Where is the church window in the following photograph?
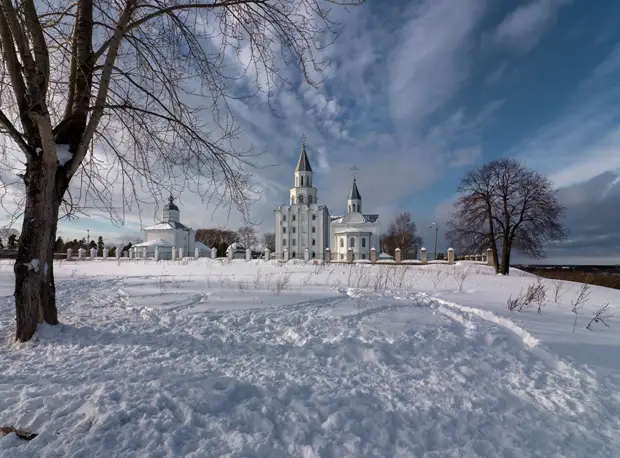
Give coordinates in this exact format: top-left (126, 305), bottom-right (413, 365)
top-left (283, 227), bottom-right (286, 233)
top-left (340, 238), bottom-right (344, 248)
top-left (292, 227), bottom-right (296, 233)
top-left (312, 239), bottom-right (316, 246)
top-left (312, 227), bottom-right (316, 233)
top-left (362, 254), bottom-right (366, 259)
top-left (308, 195), bottom-right (313, 204)
top-left (312, 214), bottom-right (316, 220)
top-left (312, 252), bottom-right (316, 258)
top-left (350, 238), bottom-right (355, 248)
top-left (283, 215), bottom-right (286, 221)
top-left (292, 239), bottom-right (296, 245)
top-left (340, 254), bottom-right (344, 260)
top-left (292, 215), bottom-right (296, 221)
top-left (299, 195), bottom-right (304, 204)
top-left (293, 252), bottom-right (296, 258)
top-left (301, 176), bottom-right (304, 186)
top-left (282, 239), bottom-right (286, 246)
top-left (362, 238), bottom-right (366, 248)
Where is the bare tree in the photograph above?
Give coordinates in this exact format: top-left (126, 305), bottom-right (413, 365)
top-left (382, 212), bottom-right (422, 259)
top-left (237, 226), bottom-right (257, 249)
top-left (0, 0), bottom-right (363, 341)
top-left (263, 232), bottom-right (275, 252)
top-left (446, 159), bottom-right (566, 275)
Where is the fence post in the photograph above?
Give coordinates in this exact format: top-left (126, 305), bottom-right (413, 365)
top-left (395, 248), bottom-right (401, 264)
top-left (370, 247), bottom-right (376, 264)
top-left (447, 248), bottom-right (455, 264)
top-left (420, 247), bottom-right (427, 264)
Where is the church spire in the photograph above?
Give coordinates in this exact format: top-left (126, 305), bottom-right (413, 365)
top-left (348, 178), bottom-right (362, 200)
top-left (295, 138), bottom-right (313, 173)
top-left (347, 168), bottom-right (362, 213)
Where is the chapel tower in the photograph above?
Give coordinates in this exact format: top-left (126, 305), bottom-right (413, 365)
top-left (347, 178), bottom-right (362, 213)
top-left (163, 195), bottom-right (180, 223)
top-left (289, 141), bottom-right (318, 205)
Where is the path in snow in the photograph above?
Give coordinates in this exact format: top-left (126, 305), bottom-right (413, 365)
top-left (1, 276), bottom-right (619, 457)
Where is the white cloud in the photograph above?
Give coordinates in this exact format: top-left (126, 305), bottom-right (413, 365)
top-left (494, 0), bottom-right (571, 53)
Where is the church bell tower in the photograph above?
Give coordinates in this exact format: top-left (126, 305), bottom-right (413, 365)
top-left (347, 178), bottom-right (362, 213)
top-left (290, 140), bottom-right (318, 205)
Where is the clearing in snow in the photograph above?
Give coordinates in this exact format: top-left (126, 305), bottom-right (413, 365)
top-left (1, 259), bottom-right (619, 457)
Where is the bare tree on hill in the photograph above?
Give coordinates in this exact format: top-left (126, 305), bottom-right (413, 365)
top-left (0, 0), bottom-right (364, 341)
top-left (381, 212), bottom-right (422, 259)
top-left (446, 158), bottom-right (566, 275)
top-left (237, 226), bottom-right (258, 249)
top-left (263, 232), bottom-right (275, 252)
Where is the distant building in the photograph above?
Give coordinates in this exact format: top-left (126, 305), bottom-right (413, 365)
top-left (274, 141), bottom-right (380, 261)
top-left (135, 196), bottom-right (195, 258)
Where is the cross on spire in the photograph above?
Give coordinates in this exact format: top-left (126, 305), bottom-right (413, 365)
top-left (350, 165), bottom-right (359, 179)
top-left (301, 133), bottom-right (307, 147)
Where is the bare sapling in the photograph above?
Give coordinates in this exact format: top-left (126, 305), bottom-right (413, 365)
top-left (571, 283), bottom-right (591, 333)
top-left (586, 303), bottom-right (614, 331)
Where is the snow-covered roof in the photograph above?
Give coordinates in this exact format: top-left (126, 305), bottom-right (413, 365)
top-left (133, 239), bottom-right (173, 248)
top-left (333, 227), bottom-right (371, 234)
top-left (226, 242), bottom-right (246, 252)
top-left (144, 221), bottom-right (191, 231)
top-left (331, 213), bottom-right (379, 224)
top-left (195, 241), bottom-right (210, 250)
top-left (379, 251), bottom-right (394, 259)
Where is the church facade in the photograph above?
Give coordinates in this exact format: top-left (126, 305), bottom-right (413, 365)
top-left (274, 142), bottom-right (380, 261)
top-left (329, 178), bottom-right (380, 261)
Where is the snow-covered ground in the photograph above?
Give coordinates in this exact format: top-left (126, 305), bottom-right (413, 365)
top-left (1, 259), bottom-right (619, 457)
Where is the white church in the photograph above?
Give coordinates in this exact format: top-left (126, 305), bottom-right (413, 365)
top-left (274, 142), bottom-right (380, 261)
top-left (134, 196), bottom-right (207, 258)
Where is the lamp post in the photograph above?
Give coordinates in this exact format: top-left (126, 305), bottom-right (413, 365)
top-left (430, 222), bottom-right (438, 261)
top-left (87, 229), bottom-right (90, 246)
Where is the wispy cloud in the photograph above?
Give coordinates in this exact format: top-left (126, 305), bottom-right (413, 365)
top-left (388, 0), bottom-right (485, 124)
top-left (494, 0), bottom-right (572, 53)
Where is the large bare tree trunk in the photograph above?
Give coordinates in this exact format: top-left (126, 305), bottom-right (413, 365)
top-left (14, 161), bottom-right (67, 342)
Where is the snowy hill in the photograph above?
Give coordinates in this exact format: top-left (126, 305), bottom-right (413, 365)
top-left (1, 259), bottom-right (619, 457)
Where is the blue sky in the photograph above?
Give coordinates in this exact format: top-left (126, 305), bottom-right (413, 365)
top-left (15, 0), bottom-right (620, 263)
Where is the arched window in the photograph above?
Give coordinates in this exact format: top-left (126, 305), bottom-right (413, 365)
top-left (352, 204), bottom-right (356, 212)
top-left (301, 176), bottom-right (304, 186)
top-left (350, 238), bottom-right (355, 248)
top-left (291, 197), bottom-right (295, 205)
top-left (362, 238), bottom-right (366, 248)
top-left (348, 205), bottom-right (351, 212)
top-left (298, 195), bottom-right (304, 204)
top-left (340, 238), bottom-right (344, 248)
top-left (308, 195), bottom-right (313, 204)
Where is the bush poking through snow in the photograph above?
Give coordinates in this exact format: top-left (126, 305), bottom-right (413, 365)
top-left (451, 264), bottom-right (474, 292)
top-left (571, 283), bottom-right (592, 333)
top-left (586, 303), bottom-right (614, 331)
top-left (551, 278), bottom-right (566, 303)
top-left (273, 272), bottom-right (292, 295)
top-left (507, 279), bottom-right (547, 312)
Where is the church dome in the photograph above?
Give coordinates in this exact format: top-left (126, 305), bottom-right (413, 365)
top-left (164, 195), bottom-right (179, 211)
top-left (341, 212), bottom-right (365, 224)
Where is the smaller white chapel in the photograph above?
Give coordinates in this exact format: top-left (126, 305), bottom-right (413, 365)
top-left (135, 196), bottom-right (196, 258)
top-left (330, 177), bottom-right (380, 261)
